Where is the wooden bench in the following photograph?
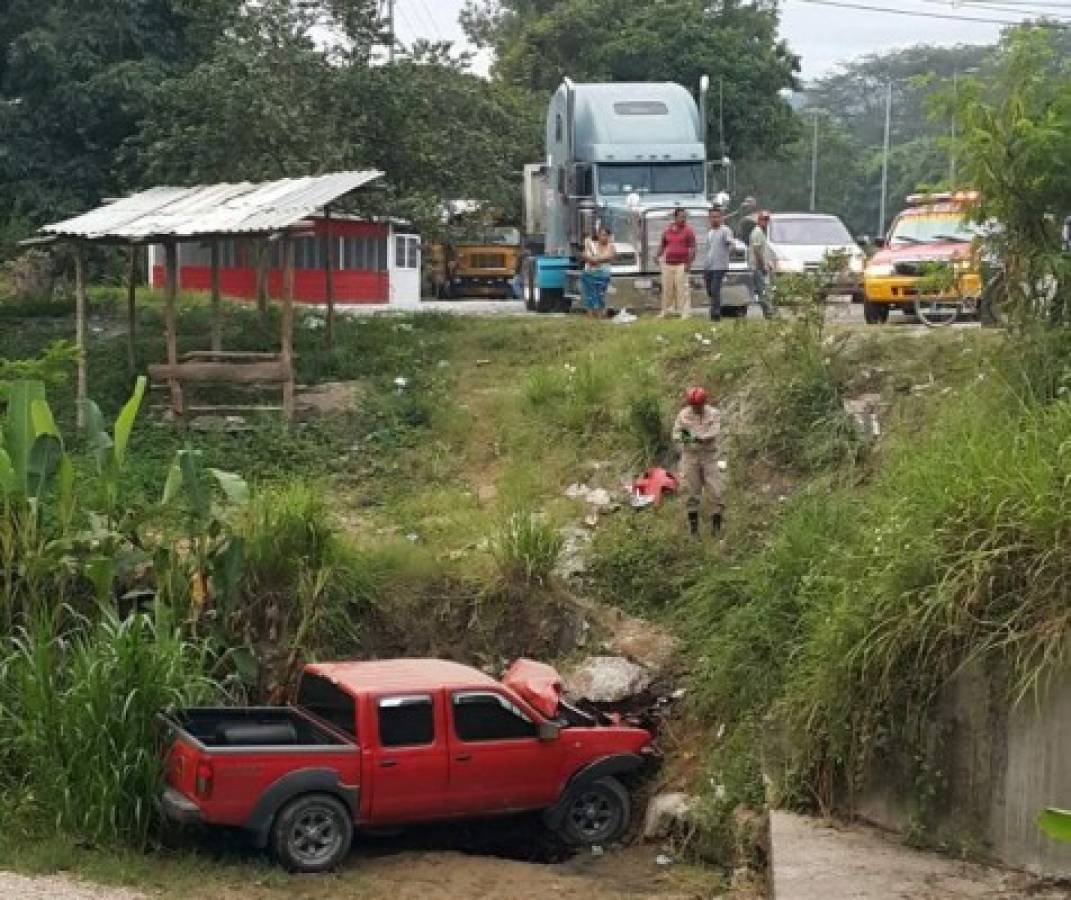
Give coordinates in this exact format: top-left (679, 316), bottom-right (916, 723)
top-left (148, 351), bottom-right (295, 422)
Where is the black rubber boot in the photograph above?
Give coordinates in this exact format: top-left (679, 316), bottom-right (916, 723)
top-left (712, 513), bottom-right (723, 537)
top-left (688, 511), bottom-right (700, 537)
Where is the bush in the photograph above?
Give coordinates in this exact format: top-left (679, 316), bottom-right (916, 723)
top-left (591, 512), bottom-right (704, 615)
top-left (492, 511), bottom-right (563, 586)
top-left (744, 322), bottom-right (861, 472)
top-left (0, 609), bottom-right (219, 847)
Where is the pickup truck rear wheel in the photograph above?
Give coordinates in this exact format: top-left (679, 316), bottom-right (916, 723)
top-left (272, 793), bottom-right (352, 874)
top-left (559, 776), bottom-right (631, 846)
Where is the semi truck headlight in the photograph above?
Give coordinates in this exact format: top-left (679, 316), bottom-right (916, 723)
top-left (865, 263), bottom-right (894, 277)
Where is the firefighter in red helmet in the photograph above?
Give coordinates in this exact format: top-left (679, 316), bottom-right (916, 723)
top-left (672, 386), bottom-right (724, 537)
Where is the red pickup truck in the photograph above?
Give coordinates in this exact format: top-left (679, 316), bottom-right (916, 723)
top-left (160, 658), bottom-right (653, 872)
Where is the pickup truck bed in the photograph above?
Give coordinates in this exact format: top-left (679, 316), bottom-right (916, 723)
top-left (173, 707), bottom-right (349, 748)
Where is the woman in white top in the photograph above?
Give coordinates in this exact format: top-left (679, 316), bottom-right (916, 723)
top-left (580, 225), bottom-right (615, 319)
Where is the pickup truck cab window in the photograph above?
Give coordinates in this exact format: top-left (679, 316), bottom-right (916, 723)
top-left (452, 691), bottom-right (538, 742)
top-left (378, 695), bottom-right (434, 747)
top-left (297, 673), bottom-right (357, 739)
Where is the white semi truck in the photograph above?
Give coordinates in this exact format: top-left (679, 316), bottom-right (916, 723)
top-left (522, 78), bottom-right (752, 313)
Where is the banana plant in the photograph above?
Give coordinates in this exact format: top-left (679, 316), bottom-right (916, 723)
top-left (0, 380), bottom-right (71, 509)
top-left (161, 445), bottom-right (249, 622)
top-left (1039, 808), bottom-right (1071, 843)
top-left (0, 381), bottom-right (74, 624)
top-left (81, 375), bottom-right (147, 525)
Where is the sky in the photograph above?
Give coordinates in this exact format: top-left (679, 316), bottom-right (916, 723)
top-left (392, 0), bottom-right (1061, 80)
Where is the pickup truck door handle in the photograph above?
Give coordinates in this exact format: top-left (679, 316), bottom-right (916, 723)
top-left (455, 754), bottom-right (472, 762)
top-left (379, 759), bottom-right (398, 768)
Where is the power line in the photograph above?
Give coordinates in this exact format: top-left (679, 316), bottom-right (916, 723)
top-left (790, 0), bottom-right (1063, 25)
top-left (413, 0), bottom-right (450, 42)
top-left (920, 0), bottom-right (1071, 19)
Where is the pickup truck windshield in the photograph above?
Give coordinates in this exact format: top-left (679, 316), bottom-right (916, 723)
top-left (297, 674), bottom-right (357, 738)
top-left (598, 163), bottom-right (704, 196)
top-left (891, 212), bottom-right (975, 245)
top-left (770, 217), bottom-right (853, 246)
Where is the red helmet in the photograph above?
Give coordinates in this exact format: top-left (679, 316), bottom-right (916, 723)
top-left (686, 386), bottom-right (708, 408)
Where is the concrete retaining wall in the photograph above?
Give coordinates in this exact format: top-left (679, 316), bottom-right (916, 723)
top-left (857, 652), bottom-right (1071, 878)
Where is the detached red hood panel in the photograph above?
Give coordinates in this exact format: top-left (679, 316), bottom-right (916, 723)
top-left (501, 659), bottom-right (563, 719)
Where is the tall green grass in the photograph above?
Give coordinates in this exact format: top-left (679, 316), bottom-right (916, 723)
top-left (492, 511), bottom-right (563, 586)
top-left (0, 608), bottom-right (218, 847)
top-left (681, 351), bottom-right (1071, 816)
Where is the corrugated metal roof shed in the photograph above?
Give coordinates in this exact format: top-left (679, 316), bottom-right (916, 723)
top-left (38, 170), bottom-right (383, 242)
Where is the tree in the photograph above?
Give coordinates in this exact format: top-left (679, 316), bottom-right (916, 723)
top-left (0, 0), bottom-right (240, 252)
top-left (135, 0), bottom-right (371, 184)
top-left (949, 26), bottom-right (1071, 325)
top-left (462, 0), bottom-right (800, 159)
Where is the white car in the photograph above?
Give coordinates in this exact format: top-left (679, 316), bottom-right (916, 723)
top-left (766, 213), bottom-right (866, 302)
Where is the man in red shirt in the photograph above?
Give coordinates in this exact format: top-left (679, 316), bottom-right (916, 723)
top-left (656, 207), bottom-right (697, 317)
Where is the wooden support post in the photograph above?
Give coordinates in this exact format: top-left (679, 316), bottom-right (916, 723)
top-left (126, 246), bottom-right (138, 375)
top-left (74, 244), bottom-right (88, 429)
top-left (324, 206), bottom-right (335, 350)
top-left (210, 240), bottom-right (222, 353)
top-left (256, 239), bottom-right (270, 321)
top-left (281, 235), bottom-right (295, 424)
top-left (164, 241), bottom-right (184, 421)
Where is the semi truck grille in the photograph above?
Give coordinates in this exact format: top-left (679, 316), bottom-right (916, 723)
top-left (469, 253), bottom-right (508, 270)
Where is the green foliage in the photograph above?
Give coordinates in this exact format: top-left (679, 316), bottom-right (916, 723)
top-left (0, 608), bottom-right (219, 847)
top-left (742, 321), bottom-right (861, 473)
top-left (236, 483), bottom-right (375, 671)
top-left (590, 512), bottom-right (706, 615)
top-left (946, 27), bottom-right (1071, 326)
top-left (0, 341), bottom-right (77, 388)
top-left (462, 0), bottom-right (799, 159)
top-left (681, 342), bottom-right (1071, 817)
top-left (1039, 809), bottom-right (1071, 844)
top-left (493, 511), bottom-right (563, 586)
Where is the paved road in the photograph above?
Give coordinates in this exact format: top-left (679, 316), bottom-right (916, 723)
top-left (770, 812), bottom-right (1064, 899)
top-left (330, 296), bottom-right (979, 330)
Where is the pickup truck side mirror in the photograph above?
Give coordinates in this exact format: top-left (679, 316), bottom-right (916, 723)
top-left (538, 721), bottom-right (561, 742)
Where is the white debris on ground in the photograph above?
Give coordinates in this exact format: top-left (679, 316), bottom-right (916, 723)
top-left (0, 873), bottom-right (144, 900)
top-left (555, 525), bottom-right (595, 581)
top-left (643, 792), bottom-right (698, 840)
top-left (566, 655), bottom-right (653, 704)
top-left (843, 392), bottom-right (883, 438)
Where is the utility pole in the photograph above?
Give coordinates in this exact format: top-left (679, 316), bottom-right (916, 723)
top-left (810, 112), bottom-right (820, 212)
top-left (950, 69), bottom-right (958, 186)
top-left (380, 0), bottom-right (396, 62)
top-left (879, 81), bottom-right (892, 240)
top-left (719, 78), bottom-right (726, 160)
top-left (388, 0), bottom-right (396, 62)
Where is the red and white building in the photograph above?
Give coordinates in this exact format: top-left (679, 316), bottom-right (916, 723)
top-left (148, 216), bottom-right (422, 307)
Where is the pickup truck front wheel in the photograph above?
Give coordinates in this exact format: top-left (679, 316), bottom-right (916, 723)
top-left (272, 793), bottom-right (353, 873)
top-left (559, 776), bottom-right (631, 846)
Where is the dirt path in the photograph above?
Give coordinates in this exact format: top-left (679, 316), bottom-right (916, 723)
top-left (2, 846), bottom-right (719, 900)
top-left (0, 872), bottom-right (143, 900)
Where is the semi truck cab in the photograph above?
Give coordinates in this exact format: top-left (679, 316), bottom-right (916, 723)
top-left (523, 80), bottom-right (751, 314)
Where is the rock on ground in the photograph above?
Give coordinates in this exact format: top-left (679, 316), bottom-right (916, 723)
top-left (643, 792), bottom-right (697, 839)
top-left (566, 656), bottom-right (653, 704)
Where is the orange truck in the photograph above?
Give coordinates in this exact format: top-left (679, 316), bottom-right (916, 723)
top-left (429, 226), bottom-right (523, 300)
top-left (863, 192), bottom-right (983, 324)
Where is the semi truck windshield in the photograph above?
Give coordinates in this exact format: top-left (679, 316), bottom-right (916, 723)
top-left (598, 163), bottom-right (703, 196)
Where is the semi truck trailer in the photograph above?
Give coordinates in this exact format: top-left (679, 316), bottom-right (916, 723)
top-left (523, 78), bottom-right (751, 314)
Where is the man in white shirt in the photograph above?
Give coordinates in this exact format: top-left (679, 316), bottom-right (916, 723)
top-left (748, 211), bottom-right (776, 319)
top-left (705, 206), bottom-right (735, 322)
